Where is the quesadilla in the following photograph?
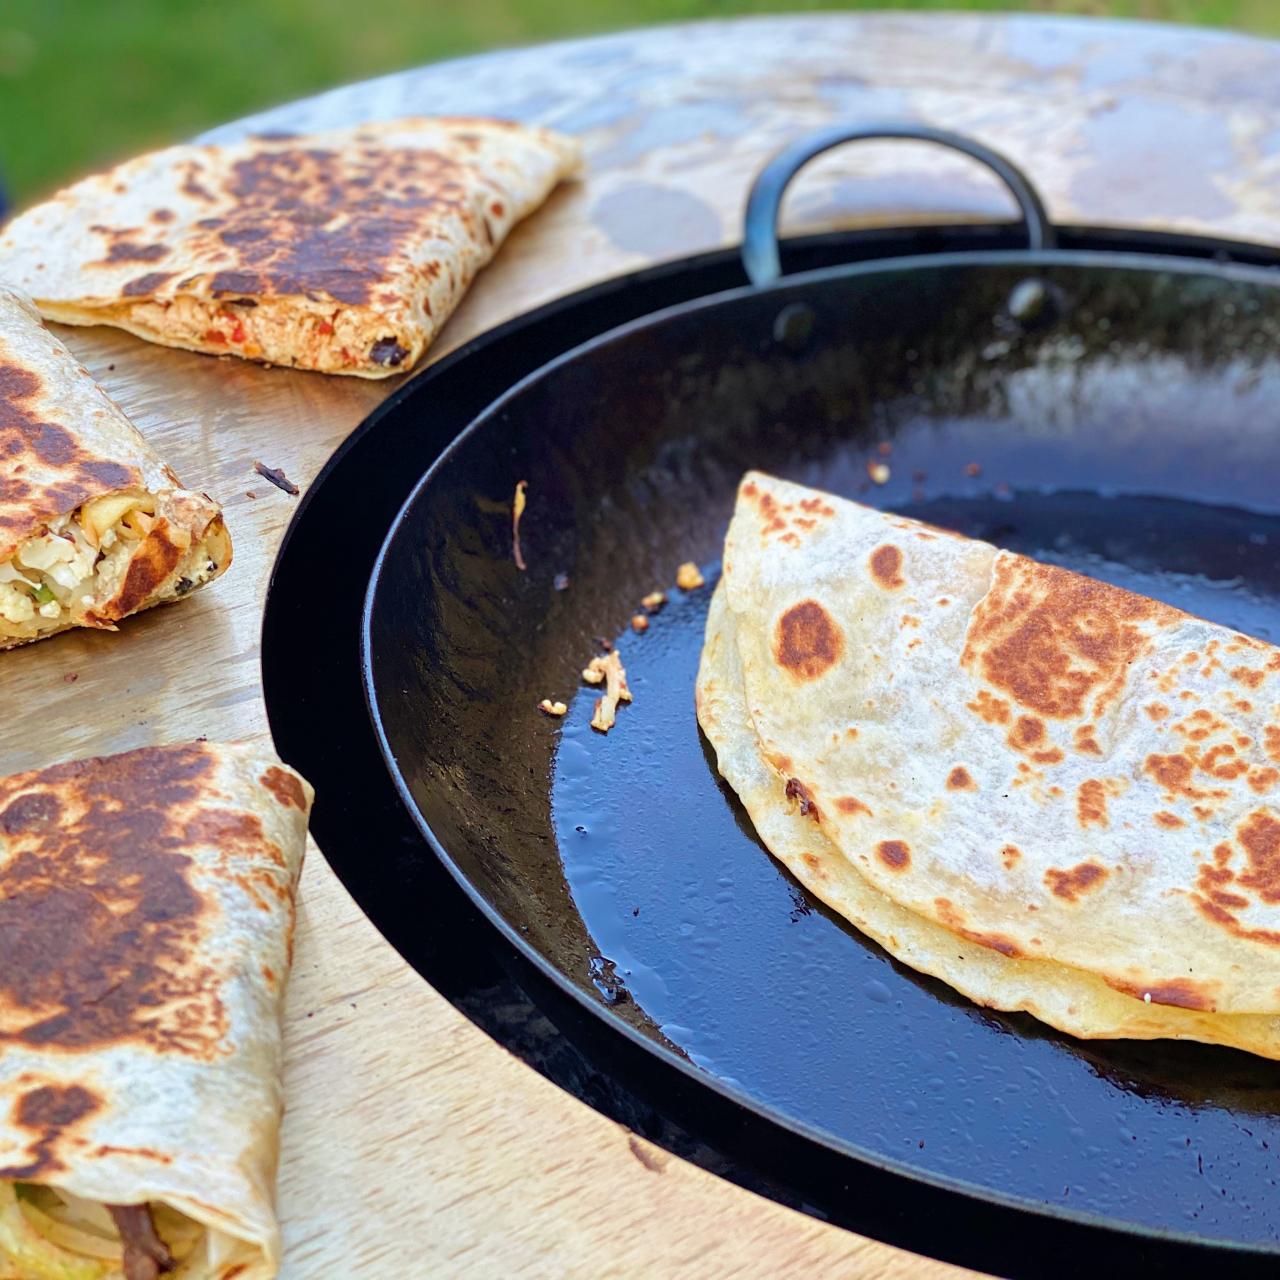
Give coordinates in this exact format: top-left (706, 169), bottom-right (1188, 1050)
top-left (698, 472), bottom-right (1280, 1055)
top-left (0, 740), bottom-right (313, 1279)
top-left (0, 286), bottom-right (230, 649)
top-left (0, 118), bottom-right (582, 378)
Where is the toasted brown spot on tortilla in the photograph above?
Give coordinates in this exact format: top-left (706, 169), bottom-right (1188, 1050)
top-left (1010, 716), bottom-right (1045, 749)
top-left (774, 599), bottom-right (844, 681)
top-left (1146, 702), bottom-right (1169, 721)
top-left (876, 839), bottom-right (910, 870)
top-left (834, 795), bottom-right (872, 817)
top-left (261, 766), bottom-right (305, 809)
top-left (1154, 810), bottom-right (1185, 829)
top-left (1144, 751), bottom-right (1228, 803)
top-left (101, 240), bottom-right (170, 264)
top-left (869, 544), bottom-right (905, 590)
top-left (122, 270), bottom-right (176, 297)
top-left (1073, 725), bottom-right (1102, 756)
top-left (1076, 780), bottom-right (1108, 829)
top-left (1001, 844), bottom-right (1021, 869)
top-left (1236, 809), bottom-right (1280, 904)
top-left (967, 690), bottom-right (1011, 725)
top-left (946, 766), bottom-right (976, 791)
top-left (963, 557), bottom-right (1176, 720)
top-left (1233, 666), bottom-right (1266, 690)
top-left (1105, 976), bottom-right (1215, 1011)
top-left (1046, 861), bottom-right (1107, 901)
top-left (971, 933), bottom-right (1021, 958)
top-left (0, 1083), bottom-right (103, 1179)
top-left (0, 744), bottom-right (229, 1057)
top-left (1249, 767), bottom-right (1279, 794)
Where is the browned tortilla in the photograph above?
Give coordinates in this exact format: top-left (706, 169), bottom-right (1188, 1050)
top-left (0, 285), bottom-right (229, 648)
top-left (0, 119), bottom-right (581, 377)
top-left (0, 740), bottom-right (313, 1278)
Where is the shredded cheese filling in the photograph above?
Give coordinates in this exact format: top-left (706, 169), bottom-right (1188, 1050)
top-left (0, 491), bottom-right (158, 641)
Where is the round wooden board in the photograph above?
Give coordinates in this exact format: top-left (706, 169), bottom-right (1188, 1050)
top-left (5, 13), bottom-right (1280, 1277)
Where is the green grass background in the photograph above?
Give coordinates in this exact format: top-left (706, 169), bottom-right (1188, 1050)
top-left (3, 1), bottom-right (1277, 203)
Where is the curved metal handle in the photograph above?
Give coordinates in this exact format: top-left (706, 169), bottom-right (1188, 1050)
top-left (742, 123), bottom-right (1057, 287)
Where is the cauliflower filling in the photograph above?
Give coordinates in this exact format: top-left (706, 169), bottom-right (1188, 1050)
top-left (0, 491), bottom-right (162, 641)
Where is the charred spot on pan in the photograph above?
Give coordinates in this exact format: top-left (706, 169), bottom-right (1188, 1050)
top-left (370, 337), bottom-right (409, 367)
top-left (946, 766), bottom-right (976, 791)
top-left (773, 599), bottom-right (844, 681)
top-left (876, 839), bottom-right (910, 870)
top-left (1045, 861), bottom-right (1107, 902)
top-left (785, 778), bottom-right (821, 822)
top-left (868, 544), bottom-right (905, 590)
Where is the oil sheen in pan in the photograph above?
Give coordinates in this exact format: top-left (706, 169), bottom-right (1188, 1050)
top-left (552, 486), bottom-right (1280, 1244)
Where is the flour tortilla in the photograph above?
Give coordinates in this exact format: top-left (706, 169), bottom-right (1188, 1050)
top-left (712, 471), bottom-right (1280, 1018)
top-left (0, 741), bottom-right (313, 1279)
top-left (0, 118), bottom-right (581, 377)
top-left (698, 580), bottom-right (1280, 1057)
top-left (0, 286), bottom-right (229, 649)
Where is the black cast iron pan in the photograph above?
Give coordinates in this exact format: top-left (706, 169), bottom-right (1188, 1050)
top-left (362, 127), bottom-right (1280, 1264)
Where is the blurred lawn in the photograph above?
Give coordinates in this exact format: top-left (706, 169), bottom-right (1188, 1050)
top-left (2, 0), bottom-right (1277, 204)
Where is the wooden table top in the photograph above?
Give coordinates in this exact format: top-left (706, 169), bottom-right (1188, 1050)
top-left (6, 12), bottom-right (1280, 1277)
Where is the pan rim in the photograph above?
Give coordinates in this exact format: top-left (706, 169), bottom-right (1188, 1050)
top-left (361, 244), bottom-right (1280, 1255)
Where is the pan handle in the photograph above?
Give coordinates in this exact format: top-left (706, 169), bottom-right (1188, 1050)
top-left (742, 124), bottom-right (1056, 287)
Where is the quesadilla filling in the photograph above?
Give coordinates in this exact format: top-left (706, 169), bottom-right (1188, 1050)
top-left (1, 1182), bottom-right (202, 1279)
top-left (109, 296), bottom-right (416, 375)
top-left (0, 490), bottom-right (222, 644)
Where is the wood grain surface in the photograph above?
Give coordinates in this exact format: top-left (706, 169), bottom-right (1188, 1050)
top-left (5, 13), bottom-right (1280, 1277)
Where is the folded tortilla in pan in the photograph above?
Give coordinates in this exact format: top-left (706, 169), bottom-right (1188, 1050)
top-left (0, 286), bottom-right (230, 650)
top-left (698, 472), bottom-right (1280, 1055)
top-left (0, 118), bottom-right (582, 378)
top-left (0, 740), bottom-right (313, 1279)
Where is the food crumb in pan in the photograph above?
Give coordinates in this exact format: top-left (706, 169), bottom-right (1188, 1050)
top-left (554, 572), bottom-right (570, 591)
top-left (676, 561), bottom-right (705, 590)
top-left (641, 590), bottom-right (667, 612)
top-left (876, 441), bottom-right (893, 457)
top-left (589, 650), bottom-right (632, 733)
top-left (512, 480), bottom-right (528, 572)
top-left (63, 672), bottom-right (78, 683)
top-left (867, 461), bottom-right (891, 485)
top-left (538, 698), bottom-right (568, 717)
top-left (246, 490), bottom-right (257, 499)
top-left (253, 460), bottom-right (300, 495)
top-left (964, 461), bottom-right (983, 477)
top-left (631, 614), bottom-right (649, 632)
top-left (582, 662), bottom-right (606, 685)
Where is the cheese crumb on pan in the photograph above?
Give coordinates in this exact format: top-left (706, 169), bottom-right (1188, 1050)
top-left (676, 561), bottom-right (705, 591)
top-left (641, 590), bottom-right (667, 612)
top-left (589, 650), bottom-right (632, 733)
top-left (630, 614), bottom-right (649, 633)
top-left (512, 480), bottom-right (528, 572)
top-left (538, 698), bottom-right (567, 717)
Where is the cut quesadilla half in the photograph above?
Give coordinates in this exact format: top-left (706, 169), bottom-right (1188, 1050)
top-left (699, 471), bottom-right (1280, 1053)
top-left (0, 740), bottom-right (313, 1280)
top-left (0, 118), bottom-right (582, 378)
top-left (0, 286), bottom-right (230, 649)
